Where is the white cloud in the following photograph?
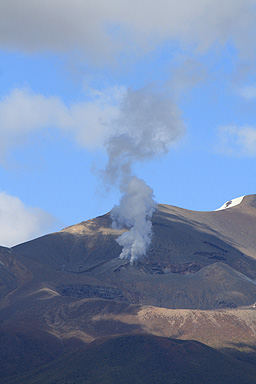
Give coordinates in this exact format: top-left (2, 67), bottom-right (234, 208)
top-left (0, 87), bottom-right (125, 157)
top-left (0, 85), bottom-right (184, 165)
top-left (0, 191), bottom-right (55, 247)
top-left (0, 0), bottom-right (255, 62)
top-left (217, 125), bottom-right (256, 156)
top-left (238, 85), bottom-right (256, 100)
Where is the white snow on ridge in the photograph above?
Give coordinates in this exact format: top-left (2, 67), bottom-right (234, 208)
top-left (215, 196), bottom-right (244, 211)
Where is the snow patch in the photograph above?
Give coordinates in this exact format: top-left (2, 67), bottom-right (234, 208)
top-left (215, 196), bottom-right (244, 211)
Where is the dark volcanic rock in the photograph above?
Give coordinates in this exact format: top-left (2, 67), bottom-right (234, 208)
top-left (218, 300), bottom-right (237, 309)
top-left (56, 283), bottom-right (129, 303)
top-left (163, 262), bottom-right (201, 275)
top-left (115, 261), bottom-right (202, 275)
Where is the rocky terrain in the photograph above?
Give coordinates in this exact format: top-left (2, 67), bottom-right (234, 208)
top-left (1, 195), bottom-right (256, 383)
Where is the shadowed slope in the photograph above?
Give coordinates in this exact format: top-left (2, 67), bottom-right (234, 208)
top-left (2, 334), bottom-right (256, 384)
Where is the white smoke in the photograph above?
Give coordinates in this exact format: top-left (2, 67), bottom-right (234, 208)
top-left (105, 86), bottom-right (185, 263)
top-left (111, 177), bottom-right (156, 263)
top-left (104, 86), bottom-right (185, 184)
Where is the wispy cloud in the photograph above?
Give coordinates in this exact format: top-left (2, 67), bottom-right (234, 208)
top-left (238, 85), bottom-right (256, 100)
top-left (0, 87), bottom-right (124, 158)
top-left (0, 191), bottom-right (55, 247)
top-left (217, 125), bottom-right (256, 156)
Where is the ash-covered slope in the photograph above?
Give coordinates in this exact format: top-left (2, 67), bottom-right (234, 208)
top-left (10, 194), bottom-right (256, 310)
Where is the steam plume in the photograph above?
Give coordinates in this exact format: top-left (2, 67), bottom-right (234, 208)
top-left (105, 86), bottom-right (185, 263)
top-left (104, 87), bottom-right (185, 184)
top-left (111, 177), bottom-right (156, 263)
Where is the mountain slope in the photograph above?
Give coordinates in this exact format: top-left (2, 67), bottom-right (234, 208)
top-left (2, 334), bottom-right (256, 384)
top-left (1, 195), bottom-right (256, 383)
top-left (10, 194), bottom-right (256, 309)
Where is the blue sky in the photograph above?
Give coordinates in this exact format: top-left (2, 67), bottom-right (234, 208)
top-left (0, 0), bottom-right (256, 247)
